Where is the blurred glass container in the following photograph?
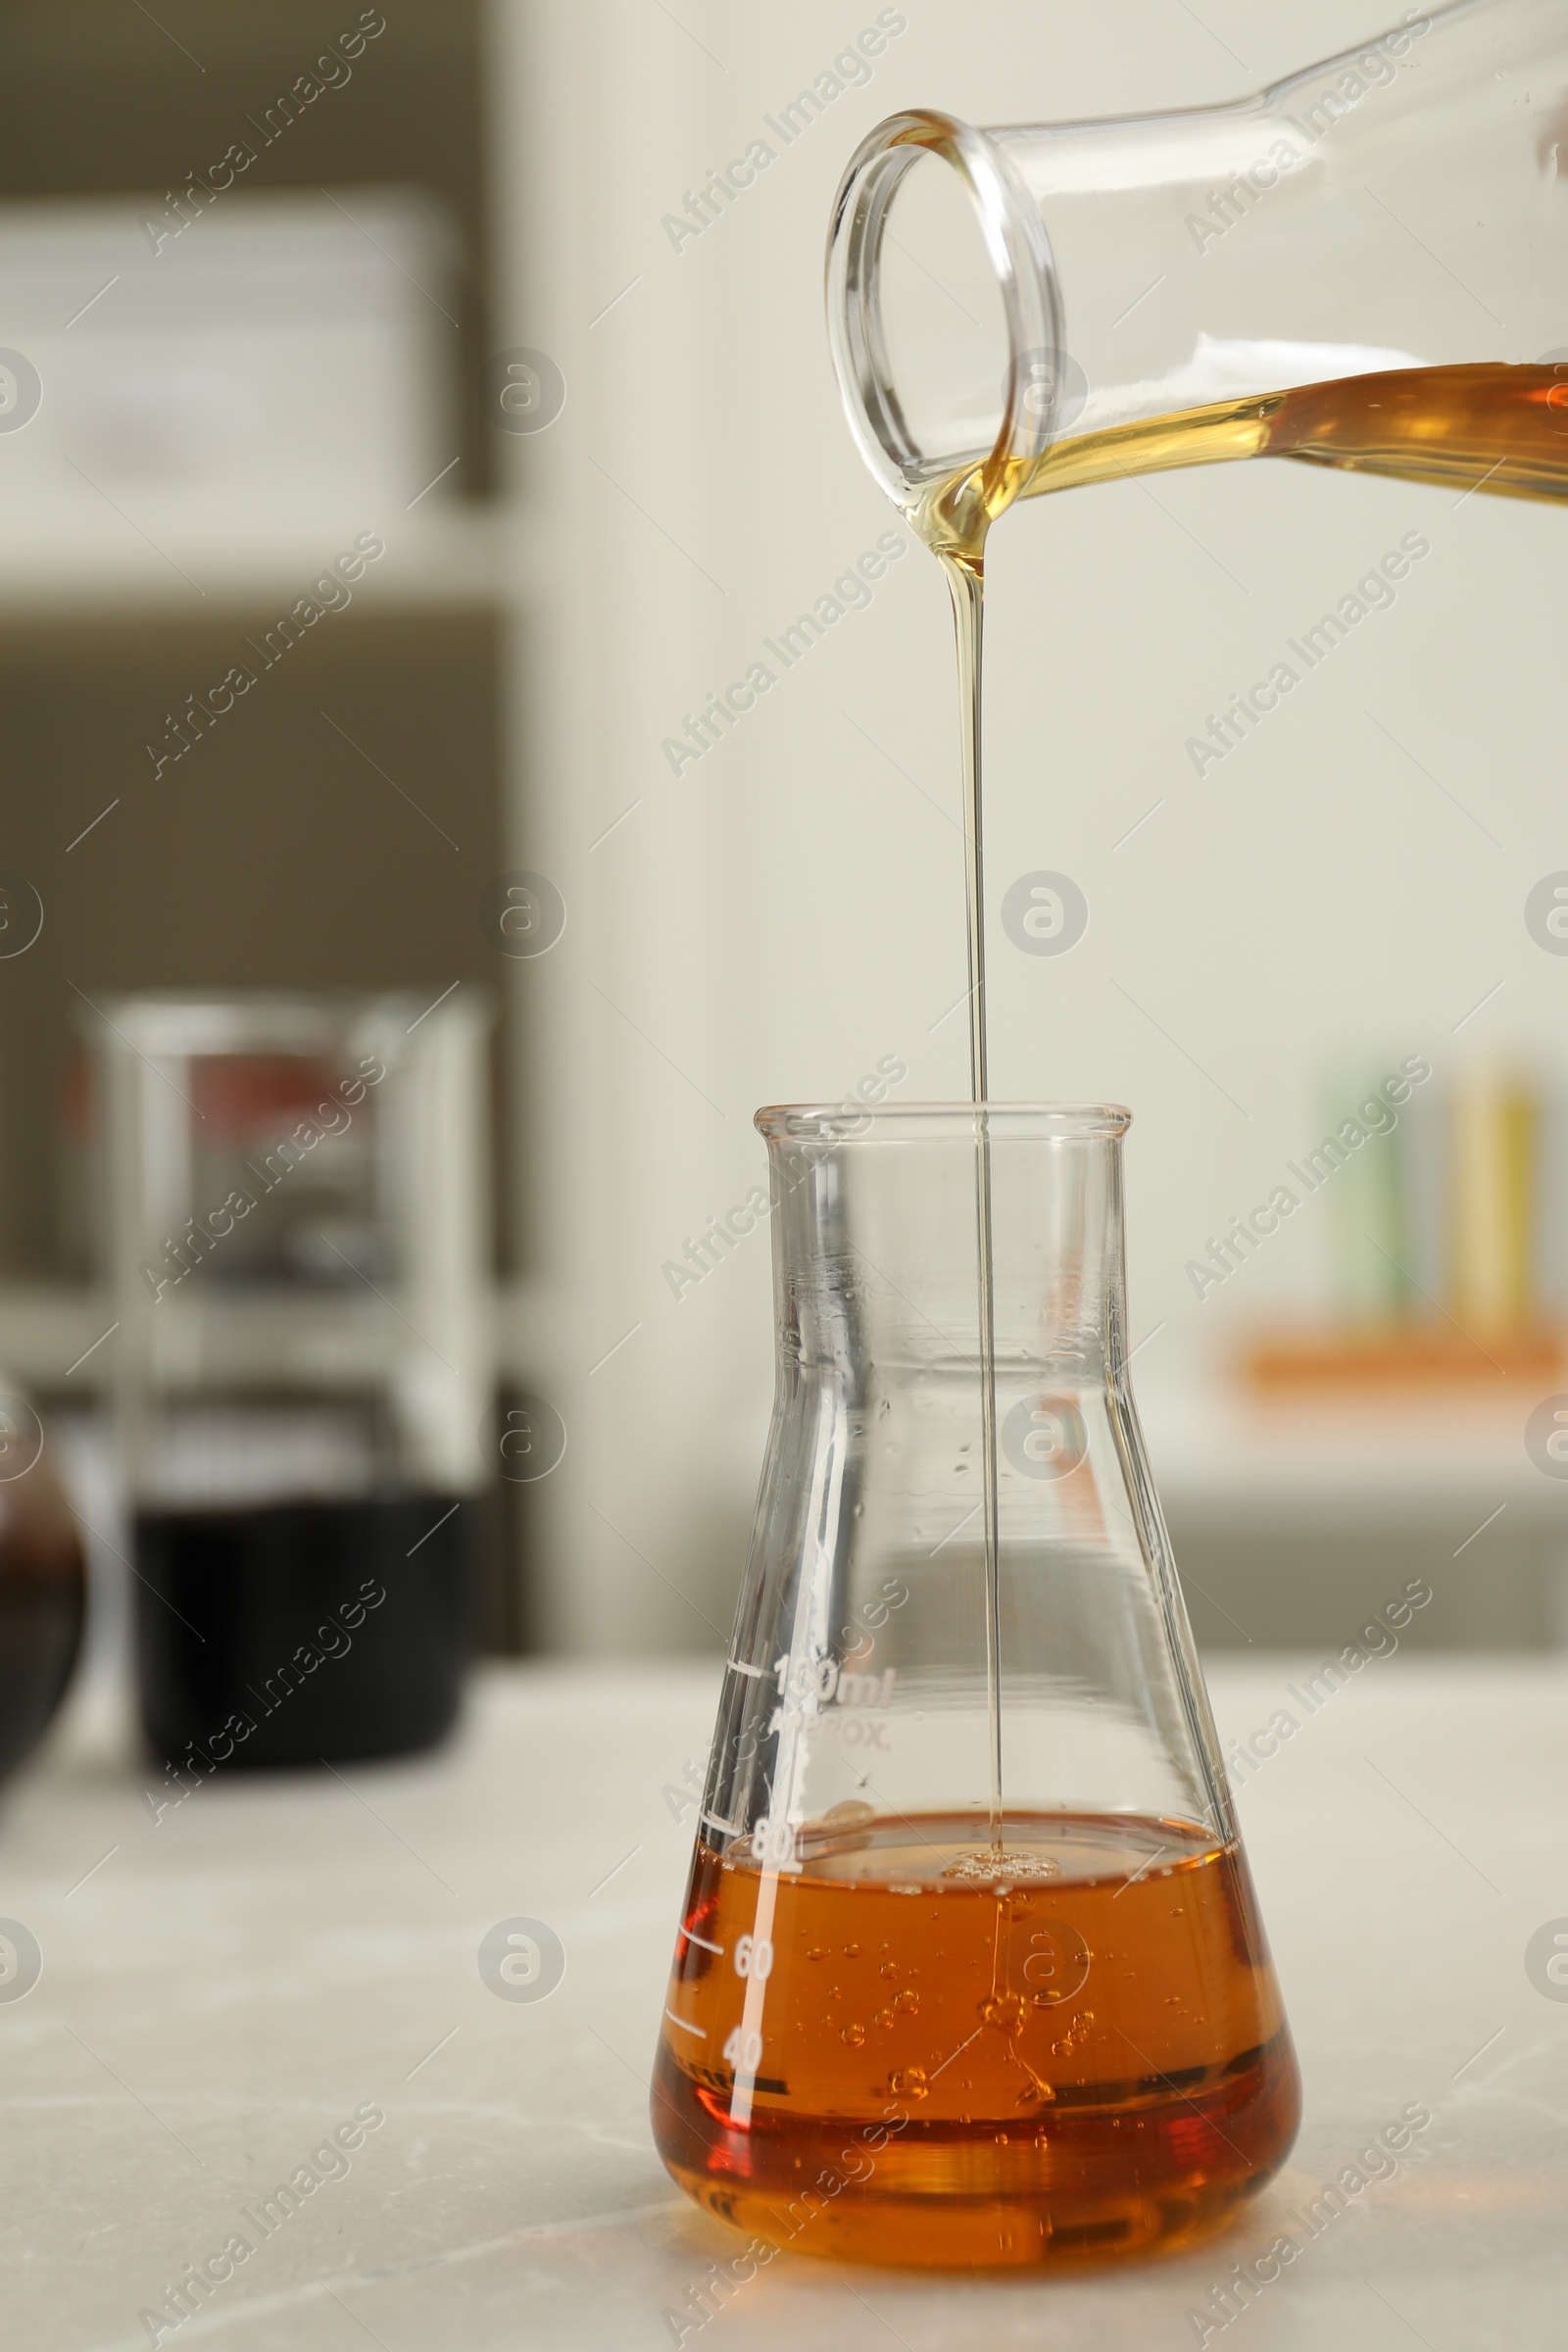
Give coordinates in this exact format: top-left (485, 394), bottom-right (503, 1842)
top-left (86, 993), bottom-right (493, 1770)
top-left (0, 1395), bottom-right (85, 1788)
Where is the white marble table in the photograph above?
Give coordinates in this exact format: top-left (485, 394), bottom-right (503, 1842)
top-left (6, 1657), bottom-right (1566, 2350)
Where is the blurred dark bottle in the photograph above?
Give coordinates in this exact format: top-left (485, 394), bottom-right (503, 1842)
top-left (86, 995), bottom-right (494, 1772)
top-left (135, 1484), bottom-right (470, 1769)
top-left (0, 1397), bottom-right (85, 1785)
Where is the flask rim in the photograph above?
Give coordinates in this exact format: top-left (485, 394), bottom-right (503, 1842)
top-left (756, 1101), bottom-right (1132, 1143)
top-left (825, 105), bottom-right (1062, 513)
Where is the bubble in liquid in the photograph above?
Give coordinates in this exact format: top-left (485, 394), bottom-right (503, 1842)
top-left (880, 1959), bottom-right (900, 1981)
top-left (979, 1993), bottom-right (1027, 2034)
top-left (807, 1946), bottom-right (828, 1961)
top-left (842, 2022), bottom-right (866, 2045)
top-left (874, 2007), bottom-right (895, 2030)
top-left (889, 2066), bottom-right (929, 2099)
top-left (842, 1942), bottom-right (861, 1958)
top-left (944, 1849), bottom-right (1060, 1885)
top-left (894, 1988), bottom-right (919, 2017)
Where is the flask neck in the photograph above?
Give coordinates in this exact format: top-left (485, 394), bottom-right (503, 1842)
top-left (761, 1105), bottom-right (1131, 1386)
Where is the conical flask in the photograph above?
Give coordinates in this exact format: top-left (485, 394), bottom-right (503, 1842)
top-left (826, 0), bottom-right (1568, 556)
top-left (652, 1104), bottom-right (1299, 2268)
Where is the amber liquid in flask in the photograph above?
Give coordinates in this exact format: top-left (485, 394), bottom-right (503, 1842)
top-left (654, 1815), bottom-right (1295, 2266)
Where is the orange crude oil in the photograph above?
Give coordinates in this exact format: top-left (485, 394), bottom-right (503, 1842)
top-left (918, 366), bottom-right (1568, 1865)
top-left (918, 361), bottom-right (1568, 564)
top-left (650, 357), bottom-right (1541, 2269)
top-left (651, 1812), bottom-right (1300, 2268)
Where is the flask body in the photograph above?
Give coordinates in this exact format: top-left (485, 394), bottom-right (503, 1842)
top-left (652, 1104), bottom-right (1298, 2267)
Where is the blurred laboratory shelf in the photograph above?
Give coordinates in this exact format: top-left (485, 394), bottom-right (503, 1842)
top-left (1137, 1374), bottom-right (1568, 1520)
top-left (3, 1654), bottom-right (1564, 2350)
top-left (1137, 1376), bottom-right (1568, 1651)
top-left (9, 1282), bottom-right (1561, 1512)
top-left (0, 501), bottom-right (524, 618)
top-left (0, 1286), bottom-right (108, 1386)
top-left (0, 1279), bottom-right (547, 1391)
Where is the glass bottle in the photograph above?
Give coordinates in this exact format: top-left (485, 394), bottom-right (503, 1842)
top-left (87, 992), bottom-right (493, 1771)
top-left (0, 1396), bottom-right (85, 1788)
top-left (652, 1103), bottom-right (1298, 2267)
top-left (827, 0), bottom-right (1568, 551)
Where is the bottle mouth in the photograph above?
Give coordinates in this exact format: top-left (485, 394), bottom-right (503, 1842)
top-left (756, 1102), bottom-right (1132, 1143)
top-left (826, 108), bottom-right (1064, 516)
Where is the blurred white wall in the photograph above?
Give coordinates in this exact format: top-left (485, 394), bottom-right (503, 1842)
top-left (486, 0), bottom-right (1568, 1650)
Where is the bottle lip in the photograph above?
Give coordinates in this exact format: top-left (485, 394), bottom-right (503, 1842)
top-left (756, 1101), bottom-right (1132, 1142)
top-left (825, 107), bottom-right (1063, 513)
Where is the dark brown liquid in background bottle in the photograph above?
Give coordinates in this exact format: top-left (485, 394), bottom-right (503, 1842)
top-left (0, 1439), bottom-right (86, 1788)
top-left (135, 1494), bottom-right (472, 1771)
